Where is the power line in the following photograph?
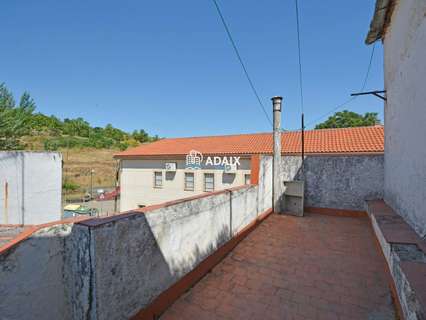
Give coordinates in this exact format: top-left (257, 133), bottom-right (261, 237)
top-left (305, 96), bottom-right (356, 128)
top-left (294, 0), bottom-right (304, 114)
top-left (305, 42), bottom-right (377, 128)
top-left (211, 0), bottom-right (272, 126)
top-left (360, 42), bottom-right (376, 92)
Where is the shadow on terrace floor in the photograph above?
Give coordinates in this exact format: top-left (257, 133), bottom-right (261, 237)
top-left (161, 213), bottom-right (397, 320)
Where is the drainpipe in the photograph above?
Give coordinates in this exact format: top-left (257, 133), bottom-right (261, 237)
top-left (272, 96), bottom-right (283, 213)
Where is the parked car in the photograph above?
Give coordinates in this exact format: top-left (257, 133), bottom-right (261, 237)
top-left (63, 204), bottom-right (98, 218)
top-left (96, 187), bottom-right (120, 201)
top-left (82, 193), bottom-right (92, 202)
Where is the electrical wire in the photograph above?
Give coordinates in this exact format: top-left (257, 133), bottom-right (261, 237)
top-left (305, 42), bottom-right (377, 128)
top-left (294, 0), bottom-right (304, 115)
top-left (211, 0), bottom-right (272, 126)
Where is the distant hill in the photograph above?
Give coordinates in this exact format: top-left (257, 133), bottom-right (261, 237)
top-left (0, 82), bottom-right (158, 151)
top-left (1, 82), bottom-right (157, 199)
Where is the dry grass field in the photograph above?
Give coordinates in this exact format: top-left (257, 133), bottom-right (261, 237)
top-left (62, 148), bottom-right (119, 193)
top-left (22, 136), bottom-right (121, 200)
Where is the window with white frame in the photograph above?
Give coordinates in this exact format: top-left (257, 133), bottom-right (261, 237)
top-left (244, 174), bottom-right (251, 185)
top-left (154, 171), bottom-right (163, 188)
top-left (204, 173), bottom-right (215, 192)
top-left (184, 172), bottom-right (195, 191)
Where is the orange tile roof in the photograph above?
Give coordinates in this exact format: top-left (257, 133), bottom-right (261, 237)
top-left (115, 126), bottom-right (384, 158)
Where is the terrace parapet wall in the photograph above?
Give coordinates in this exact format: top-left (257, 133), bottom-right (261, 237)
top-left (0, 156), bottom-right (273, 320)
top-left (281, 154), bottom-right (384, 212)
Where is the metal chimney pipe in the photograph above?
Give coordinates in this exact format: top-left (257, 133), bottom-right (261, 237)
top-left (272, 96), bottom-right (283, 213)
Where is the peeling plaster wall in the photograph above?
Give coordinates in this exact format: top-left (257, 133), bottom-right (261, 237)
top-left (0, 156), bottom-right (273, 320)
top-left (65, 224), bottom-right (94, 320)
top-left (257, 155), bottom-right (273, 214)
top-left (383, 0), bottom-right (426, 237)
top-left (0, 223), bottom-right (86, 320)
top-left (91, 192), bottom-right (232, 320)
top-left (281, 155), bottom-right (384, 211)
top-left (85, 155), bottom-right (273, 320)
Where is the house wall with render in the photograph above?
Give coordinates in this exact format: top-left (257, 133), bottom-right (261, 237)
top-left (383, 0), bottom-right (426, 237)
top-left (280, 155), bottom-right (384, 211)
top-left (119, 157), bottom-right (251, 211)
top-left (0, 152), bottom-right (62, 225)
top-left (0, 155), bottom-right (272, 320)
top-left (0, 222), bottom-right (87, 320)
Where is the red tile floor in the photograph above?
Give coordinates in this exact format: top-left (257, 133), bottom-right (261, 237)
top-left (161, 213), bottom-right (397, 320)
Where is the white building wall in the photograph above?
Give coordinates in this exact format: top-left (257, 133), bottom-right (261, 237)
top-left (0, 152), bottom-right (62, 225)
top-left (383, 0), bottom-right (426, 237)
top-left (119, 158), bottom-right (251, 211)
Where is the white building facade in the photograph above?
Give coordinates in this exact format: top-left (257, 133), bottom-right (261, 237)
top-left (119, 157), bottom-right (252, 211)
top-left (116, 128), bottom-right (385, 212)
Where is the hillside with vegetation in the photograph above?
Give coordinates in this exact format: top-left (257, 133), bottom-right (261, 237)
top-left (0, 83), bottom-right (158, 151)
top-left (0, 82), bottom-right (157, 199)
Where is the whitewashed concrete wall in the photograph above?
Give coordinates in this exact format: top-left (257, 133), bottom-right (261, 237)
top-left (78, 155), bottom-right (272, 320)
top-left (258, 155), bottom-right (273, 213)
top-left (383, 0), bottom-right (426, 237)
top-left (0, 223), bottom-right (84, 320)
top-left (0, 156), bottom-right (272, 320)
top-left (120, 158), bottom-right (251, 211)
top-left (0, 152), bottom-right (62, 225)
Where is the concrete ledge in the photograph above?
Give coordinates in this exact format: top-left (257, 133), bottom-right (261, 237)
top-left (0, 215), bottom-right (90, 254)
top-left (131, 208), bottom-right (273, 320)
top-left (304, 206), bottom-right (367, 218)
top-left (78, 185), bottom-right (253, 228)
top-left (367, 200), bottom-right (426, 320)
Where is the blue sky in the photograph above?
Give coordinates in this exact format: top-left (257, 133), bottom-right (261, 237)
top-left (1, 0), bottom-right (383, 137)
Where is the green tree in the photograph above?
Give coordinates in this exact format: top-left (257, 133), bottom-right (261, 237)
top-left (19, 91), bottom-right (36, 110)
top-left (31, 113), bottom-right (63, 135)
top-left (104, 124), bottom-right (128, 141)
top-left (0, 83), bottom-right (15, 109)
top-left (0, 84), bottom-right (34, 150)
top-left (63, 117), bottom-right (91, 137)
top-left (132, 129), bottom-right (150, 143)
top-left (63, 179), bottom-right (80, 192)
top-left (315, 110), bottom-right (380, 129)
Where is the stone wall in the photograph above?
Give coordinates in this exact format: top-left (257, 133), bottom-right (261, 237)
top-left (281, 155), bottom-right (384, 211)
top-left (367, 200), bottom-right (426, 320)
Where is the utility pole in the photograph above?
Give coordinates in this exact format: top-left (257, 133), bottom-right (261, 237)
top-left (272, 96), bottom-right (283, 213)
top-left (90, 168), bottom-right (95, 200)
top-left (114, 161), bottom-right (119, 213)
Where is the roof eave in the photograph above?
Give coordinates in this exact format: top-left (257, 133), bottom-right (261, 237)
top-left (114, 151), bottom-right (384, 159)
top-left (365, 0), bottom-right (394, 45)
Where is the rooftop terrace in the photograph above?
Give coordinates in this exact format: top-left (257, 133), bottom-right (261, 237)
top-left (161, 213), bottom-right (397, 320)
top-left (1, 154), bottom-right (424, 320)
